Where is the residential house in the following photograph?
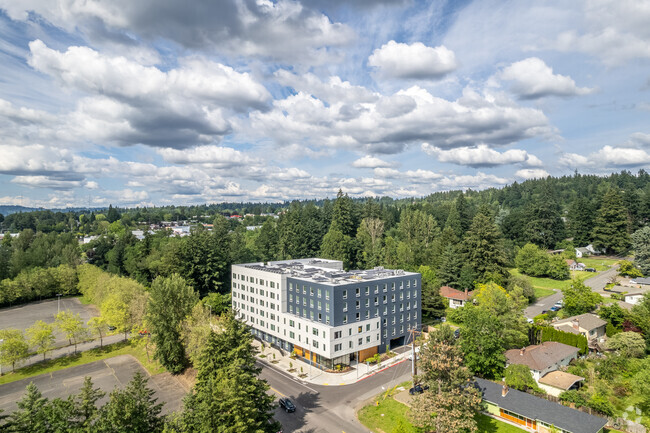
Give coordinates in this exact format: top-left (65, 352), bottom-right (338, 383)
top-left (476, 378), bottom-right (607, 433)
top-left (552, 313), bottom-right (607, 343)
top-left (632, 277), bottom-right (650, 286)
top-left (565, 260), bottom-right (586, 271)
top-left (439, 286), bottom-right (473, 309)
top-left (537, 371), bottom-right (585, 397)
top-left (575, 247), bottom-right (590, 258)
top-left (624, 293), bottom-right (646, 305)
top-left (505, 341), bottom-right (579, 382)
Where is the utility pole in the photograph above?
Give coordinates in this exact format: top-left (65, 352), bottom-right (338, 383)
top-left (0, 338), bottom-right (4, 376)
top-left (56, 293), bottom-right (62, 314)
top-left (409, 328), bottom-right (421, 384)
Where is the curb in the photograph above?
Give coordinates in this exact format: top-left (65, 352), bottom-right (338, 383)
top-left (356, 358), bottom-right (408, 383)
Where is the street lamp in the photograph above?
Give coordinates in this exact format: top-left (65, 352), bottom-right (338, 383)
top-left (0, 339), bottom-right (4, 376)
top-left (56, 293), bottom-right (62, 314)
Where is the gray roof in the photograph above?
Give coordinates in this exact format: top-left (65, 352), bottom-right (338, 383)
top-left (505, 342), bottom-right (578, 372)
top-left (553, 313), bottom-right (606, 332)
top-left (475, 378), bottom-right (607, 433)
top-left (636, 277), bottom-right (650, 285)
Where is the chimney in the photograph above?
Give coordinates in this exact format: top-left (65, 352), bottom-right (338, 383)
top-left (502, 384), bottom-right (508, 397)
top-left (464, 288), bottom-right (468, 295)
top-left (519, 347), bottom-right (525, 356)
top-left (572, 319), bottom-right (580, 331)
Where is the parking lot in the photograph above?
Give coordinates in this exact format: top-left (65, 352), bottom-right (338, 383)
top-left (0, 297), bottom-right (98, 347)
top-left (0, 355), bottom-right (187, 415)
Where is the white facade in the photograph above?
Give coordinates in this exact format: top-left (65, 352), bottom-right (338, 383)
top-left (231, 259), bottom-right (420, 365)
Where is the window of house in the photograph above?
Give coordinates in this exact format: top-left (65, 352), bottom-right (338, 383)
top-left (310, 287), bottom-right (314, 296)
top-left (290, 331), bottom-right (295, 339)
top-left (310, 299), bottom-right (314, 308)
top-left (326, 303), bottom-right (330, 312)
top-left (335, 343), bottom-right (342, 351)
top-left (318, 301), bottom-right (321, 310)
top-left (334, 331), bottom-right (341, 339)
top-left (343, 302), bottom-right (348, 312)
top-left (356, 300), bottom-right (360, 309)
top-left (365, 299), bottom-right (369, 307)
top-left (356, 312), bottom-right (360, 321)
top-left (365, 311), bottom-right (370, 319)
top-left (365, 286), bottom-right (369, 295)
top-left (318, 288), bottom-right (321, 298)
top-left (358, 338), bottom-right (362, 345)
top-left (343, 314), bottom-right (348, 324)
top-left (391, 282), bottom-right (395, 290)
top-left (325, 291), bottom-right (330, 300)
top-left (366, 336), bottom-right (370, 343)
top-left (318, 313), bottom-right (322, 321)
top-left (313, 328), bottom-right (319, 336)
top-left (343, 290), bottom-right (347, 299)
top-left (356, 288), bottom-right (360, 297)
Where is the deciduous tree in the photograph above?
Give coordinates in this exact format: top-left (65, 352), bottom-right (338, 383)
top-left (55, 310), bottom-right (89, 352)
top-left (562, 279), bottom-right (602, 316)
top-left (26, 320), bottom-right (55, 361)
top-left (0, 329), bottom-right (29, 372)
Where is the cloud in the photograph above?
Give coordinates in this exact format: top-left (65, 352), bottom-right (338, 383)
top-left (28, 40), bottom-right (270, 148)
top-left (368, 41), bottom-right (457, 79)
top-left (1, 0), bottom-right (355, 65)
top-left (559, 143), bottom-right (650, 169)
top-left (436, 172), bottom-right (510, 190)
top-left (499, 57), bottom-right (594, 99)
top-left (250, 78), bottom-right (553, 155)
top-left (351, 155), bottom-right (393, 168)
top-left (515, 168), bottom-right (550, 179)
top-left (422, 143), bottom-right (543, 167)
top-left (157, 146), bottom-right (256, 168)
top-left (373, 167), bottom-right (442, 183)
top-left (631, 132), bottom-right (650, 147)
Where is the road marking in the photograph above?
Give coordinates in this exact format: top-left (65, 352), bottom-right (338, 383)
top-left (257, 359), bottom-right (319, 394)
top-left (270, 386), bottom-right (286, 398)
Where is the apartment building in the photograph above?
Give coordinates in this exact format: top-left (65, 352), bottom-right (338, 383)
top-left (231, 258), bottom-right (421, 369)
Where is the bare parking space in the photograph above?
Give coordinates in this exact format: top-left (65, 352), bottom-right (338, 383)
top-left (0, 297), bottom-right (98, 347)
top-left (0, 355), bottom-right (187, 416)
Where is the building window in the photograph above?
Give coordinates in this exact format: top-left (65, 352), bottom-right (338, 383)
top-left (326, 303), bottom-right (330, 312)
top-left (356, 312), bottom-right (360, 321)
top-left (383, 306), bottom-right (387, 315)
top-left (318, 301), bottom-right (322, 310)
top-left (302, 286), bottom-right (306, 294)
top-left (400, 282), bottom-right (403, 290)
top-left (334, 331), bottom-right (341, 339)
top-left (374, 297), bottom-right (378, 305)
top-left (290, 294), bottom-right (293, 302)
top-left (383, 284), bottom-right (387, 292)
top-left (310, 299), bottom-right (314, 308)
top-left (313, 328), bottom-right (319, 336)
top-left (310, 311), bottom-right (314, 320)
top-left (303, 308), bottom-right (307, 317)
top-left (313, 341), bottom-right (319, 349)
top-left (318, 313), bottom-right (322, 322)
top-left (383, 329), bottom-right (387, 338)
top-left (400, 303), bottom-right (403, 312)
top-left (310, 287), bottom-right (314, 296)
top-left (326, 315), bottom-right (330, 324)
top-left (343, 314), bottom-right (348, 324)
top-left (290, 331), bottom-right (295, 339)
top-left (343, 302), bottom-right (348, 312)
top-left (356, 300), bottom-right (360, 310)
top-left (413, 279), bottom-right (417, 287)
top-left (326, 291), bottom-right (330, 300)
top-left (358, 338), bottom-right (363, 345)
top-left (289, 305), bottom-right (293, 313)
top-left (318, 288), bottom-right (321, 298)
top-left (349, 341), bottom-right (353, 348)
top-left (383, 295), bottom-right (387, 304)
top-left (365, 286), bottom-right (370, 295)
top-left (356, 288), bottom-right (360, 297)
top-left (366, 336), bottom-right (370, 343)
top-left (343, 290), bottom-right (347, 299)
top-left (391, 282), bottom-right (395, 291)
top-left (406, 280), bottom-right (410, 288)
top-left (365, 299), bottom-right (369, 308)
top-left (374, 285), bottom-right (379, 294)
top-left (335, 343), bottom-right (342, 352)
top-left (365, 311), bottom-right (370, 319)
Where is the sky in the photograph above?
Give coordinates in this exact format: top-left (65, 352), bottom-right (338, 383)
top-left (0, 0), bottom-right (649, 208)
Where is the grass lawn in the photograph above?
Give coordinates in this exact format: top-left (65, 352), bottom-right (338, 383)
top-left (0, 339), bottom-right (164, 386)
top-left (358, 395), bottom-right (528, 433)
top-left (580, 257), bottom-right (619, 271)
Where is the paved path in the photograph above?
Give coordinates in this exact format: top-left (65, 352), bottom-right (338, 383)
top-left (525, 290), bottom-right (562, 319)
top-left (0, 355), bottom-right (187, 415)
top-left (584, 266), bottom-right (619, 293)
top-left (1, 333), bottom-right (128, 374)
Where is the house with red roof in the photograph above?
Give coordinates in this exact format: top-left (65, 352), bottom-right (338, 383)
top-left (439, 286), bottom-right (473, 309)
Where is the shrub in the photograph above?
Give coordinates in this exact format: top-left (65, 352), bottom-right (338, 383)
top-left (587, 393), bottom-right (615, 417)
top-left (559, 390), bottom-right (588, 408)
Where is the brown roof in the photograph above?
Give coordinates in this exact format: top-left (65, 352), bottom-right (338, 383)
top-left (553, 313), bottom-right (607, 332)
top-left (565, 259), bottom-right (576, 266)
top-left (539, 371), bottom-right (584, 390)
top-left (505, 341), bottom-right (579, 371)
top-left (439, 286), bottom-right (473, 301)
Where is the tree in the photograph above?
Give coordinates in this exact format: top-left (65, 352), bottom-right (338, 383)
top-left (0, 329), bottom-right (29, 372)
top-left (182, 313), bottom-right (280, 432)
top-left (473, 283), bottom-right (529, 349)
top-left (462, 213), bottom-right (508, 283)
top-left (438, 245), bottom-right (463, 289)
top-left (147, 274), bottom-right (198, 373)
top-left (320, 227), bottom-right (352, 268)
top-left (357, 217), bottom-right (385, 268)
top-left (523, 187), bottom-right (565, 249)
top-left (459, 307), bottom-right (506, 379)
top-left (201, 292), bottom-right (230, 316)
top-left (180, 302), bottom-right (213, 367)
top-left (606, 332), bottom-right (645, 358)
top-left (106, 205), bottom-right (121, 223)
top-left (515, 243), bottom-right (550, 277)
top-left (411, 325), bottom-right (481, 433)
top-left (419, 265), bottom-right (445, 321)
top-left (96, 372), bottom-right (164, 433)
top-left (546, 254), bottom-right (570, 280)
top-left (618, 260), bottom-right (643, 278)
top-left (631, 226), bottom-right (650, 275)
top-left (506, 274), bottom-right (535, 303)
top-left (568, 197), bottom-right (596, 246)
top-left (8, 382), bottom-right (49, 432)
top-left (87, 316), bottom-right (109, 348)
top-left (26, 320), bottom-right (55, 361)
top-left (504, 364), bottom-right (542, 392)
top-left (254, 219), bottom-right (278, 262)
top-left (70, 376), bottom-right (105, 431)
top-left (101, 295), bottom-right (131, 341)
top-left (592, 188), bottom-right (630, 254)
top-left (561, 279), bottom-right (602, 316)
top-left (330, 189), bottom-right (356, 237)
top-left (55, 310), bottom-right (89, 352)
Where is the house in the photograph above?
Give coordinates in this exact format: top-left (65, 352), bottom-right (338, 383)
top-left (505, 342), bottom-right (579, 382)
top-left (624, 293), bottom-right (646, 305)
top-left (552, 313), bottom-right (607, 342)
top-left (476, 378), bottom-right (607, 433)
top-left (632, 277), bottom-right (650, 286)
top-left (439, 286), bottom-right (473, 309)
top-left (565, 259), bottom-right (586, 271)
top-left (575, 247), bottom-right (590, 258)
top-left (538, 371), bottom-right (585, 397)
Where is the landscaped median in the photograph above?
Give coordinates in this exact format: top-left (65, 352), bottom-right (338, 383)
top-left (356, 383), bottom-right (527, 433)
top-left (0, 339), bottom-right (164, 386)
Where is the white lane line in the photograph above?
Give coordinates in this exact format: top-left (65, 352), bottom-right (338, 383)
top-left (257, 360), bottom-right (319, 394)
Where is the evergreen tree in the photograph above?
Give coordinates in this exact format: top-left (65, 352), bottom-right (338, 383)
top-left (255, 219), bottom-right (278, 262)
top-left (592, 188), bottom-right (631, 254)
top-left (182, 313), bottom-right (280, 432)
top-left (8, 382), bottom-right (49, 432)
top-left (419, 265), bottom-right (445, 321)
top-left (455, 194), bottom-right (472, 233)
top-left (96, 372), bottom-right (164, 433)
top-left (437, 245), bottom-right (463, 289)
top-left (631, 226), bottom-right (650, 275)
top-left (320, 228), bottom-right (352, 268)
top-left (523, 186), bottom-right (565, 249)
top-left (462, 213), bottom-right (508, 283)
top-left (147, 274), bottom-right (198, 373)
top-left (106, 205), bottom-right (120, 224)
top-left (330, 190), bottom-right (356, 237)
top-left (70, 377), bottom-right (105, 431)
top-left (356, 217), bottom-right (385, 268)
top-left (444, 204), bottom-right (463, 240)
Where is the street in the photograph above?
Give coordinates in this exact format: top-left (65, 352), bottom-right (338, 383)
top-left (262, 359), bottom-right (412, 433)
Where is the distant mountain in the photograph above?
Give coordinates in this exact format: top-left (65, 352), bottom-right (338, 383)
top-left (0, 205), bottom-right (40, 216)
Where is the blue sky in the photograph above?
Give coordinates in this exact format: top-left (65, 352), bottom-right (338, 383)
top-left (0, 0), bottom-right (649, 208)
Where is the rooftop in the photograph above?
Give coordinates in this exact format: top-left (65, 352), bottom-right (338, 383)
top-left (475, 378), bottom-right (607, 433)
top-left (539, 371), bottom-right (584, 390)
top-left (553, 313), bottom-right (607, 332)
top-left (505, 342), bottom-right (579, 372)
top-left (439, 286), bottom-right (473, 301)
top-left (236, 258), bottom-right (416, 285)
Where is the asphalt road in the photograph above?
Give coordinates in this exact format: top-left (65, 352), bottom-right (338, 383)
top-left (0, 355), bottom-right (186, 415)
top-left (263, 358), bottom-right (412, 433)
top-left (584, 267), bottom-right (618, 292)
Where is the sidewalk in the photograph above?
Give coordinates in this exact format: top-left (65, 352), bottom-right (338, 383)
top-left (1, 333), bottom-right (128, 374)
top-left (252, 340), bottom-right (412, 386)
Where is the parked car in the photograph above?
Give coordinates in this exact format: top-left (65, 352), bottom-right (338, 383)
top-left (526, 318), bottom-right (534, 324)
top-left (279, 398), bottom-right (296, 413)
top-left (586, 268), bottom-right (597, 272)
top-left (107, 325), bottom-right (116, 331)
top-left (453, 328), bottom-right (460, 339)
top-left (550, 306), bottom-right (560, 312)
top-left (409, 384), bottom-right (429, 395)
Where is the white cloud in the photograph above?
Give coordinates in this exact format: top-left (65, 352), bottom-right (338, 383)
top-left (422, 143), bottom-right (543, 167)
top-left (515, 168), bottom-right (550, 179)
top-left (28, 40), bottom-right (270, 148)
top-left (499, 57), bottom-right (594, 99)
top-left (157, 146), bottom-right (256, 168)
top-left (559, 142), bottom-right (650, 168)
top-left (250, 79), bottom-right (553, 155)
top-left (1, 0), bottom-right (355, 66)
top-left (436, 172), bottom-right (510, 190)
top-left (368, 41), bottom-right (457, 79)
top-left (352, 156), bottom-right (393, 168)
top-left (373, 167), bottom-right (442, 183)
top-left (631, 132), bottom-right (650, 147)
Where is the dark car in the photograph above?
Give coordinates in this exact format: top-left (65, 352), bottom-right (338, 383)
top-left (408, 384), bottom-right (429, 395)
top-left (586, 268), bottom-right (597, 272)
top-left (453, 328), bottom-right (460, 339)
top-left (279, 397), bottom-right (296, 413)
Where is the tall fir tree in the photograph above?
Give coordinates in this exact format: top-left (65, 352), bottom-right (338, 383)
top-left (437, 245), bottom-right (463, 289)
top-left (455, 194), bottom-right (472, 233)
top-left (523, 186), bottom-right (565, 249)
top-left (592, 188), bottom-right (631, 254)
top-left (568, 197), bottom-right (596, 246)
top-left (8, 383), bottom-right (49, 432)
top-left (330, 189), bottom-right (356, 237)
top-left (462, 213), bottom-right (508, 283)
